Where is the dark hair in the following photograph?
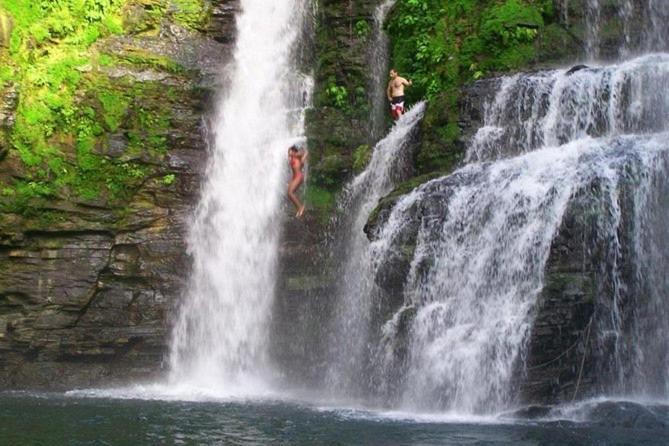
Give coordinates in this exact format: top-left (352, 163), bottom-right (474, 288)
top-left (289, 145), bottom-right (299, 152)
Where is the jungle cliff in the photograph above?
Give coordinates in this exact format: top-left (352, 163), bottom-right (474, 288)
top-left (0, 0), bottom-right (650, 406)
top-left (0, 0), bottom-right (238, 388)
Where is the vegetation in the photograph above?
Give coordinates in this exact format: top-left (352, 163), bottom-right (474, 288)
top-left (0, 0), bottom-right (208, 215)
top-left (386, 0), bottom-right (564, 174)
top-left (387, 0), bottom-right (552, 100)
top-left (306, 0), bottom-right (571, 219)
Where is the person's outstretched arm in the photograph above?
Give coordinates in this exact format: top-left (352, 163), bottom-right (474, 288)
top-left (300, 148), bottom-right (309, 164)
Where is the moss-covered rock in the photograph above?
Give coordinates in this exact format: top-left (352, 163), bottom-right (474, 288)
top-left (0, 8), bottom-right (13, 48)
top-left (305, 0), bottom-right (377, 218)
top-left (0, 0), bottom-right (235, 389)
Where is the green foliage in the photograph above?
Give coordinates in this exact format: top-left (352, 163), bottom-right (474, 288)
top-left (0, 0), bottom-right (204, 214)
top-left (385, 0), bottom-right (560, 176)
top-left (162, 173), bottom-right (176, 185)
top-left (387, 0), bottom-right (548, 100)
top-left (98, 89), bottom-right (129, 131)
top-left (354, 20), bottom-right (371, 38)
top-left (325, 83), bottom-right (348, 109)
top-left (352, 144), bottom-right (371, 173)
top-left (171, 0), bottom-right (210, 30)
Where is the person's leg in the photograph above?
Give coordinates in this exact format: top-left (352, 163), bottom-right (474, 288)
top-left (391, 104), bottom-right (400, 120)
top-left (288, 176), bottom-right (305, 217)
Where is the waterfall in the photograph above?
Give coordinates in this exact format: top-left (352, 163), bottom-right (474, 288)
top-left (168, 0), bottom-right (313, 393)
top-left (582, 0), bottom-right (669, 60)
top-left (625, 153), bottom-right (669, 397)
top-left (365, 0), bottom-right (669, 413)
top-left (368, 0), bottom-right (397, 141)
top-left (585, 0), bottom-right (601, 60)
top-left (370, 134), bottom-right (669, 413)
top-left (324, 103), bottom-right (425, 397)
top-left (467, 54), bottom-right (669, 163)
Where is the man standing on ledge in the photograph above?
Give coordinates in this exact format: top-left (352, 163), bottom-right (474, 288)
top-left (387, 68), bottom-right (412, 120)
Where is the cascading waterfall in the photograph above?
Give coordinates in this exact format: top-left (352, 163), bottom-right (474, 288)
top-left (467, 54), bottom-right (669, 163)
top-left (582, 0), bottom-right (669, 59)
top-left (370, 134), bottom-right (669, 413)
top-left (324, 103), bottom-right (425, 397)
top-left (363, 1), bottom-right (669, 413)
top-left (625, 153), bottom-right (669, 398)
top-left (168, 0), bottom-right (313, 393)
top-left (368, 0), bottom-right (397, 141)
top-left (585, 0), bottom-right (601, 60)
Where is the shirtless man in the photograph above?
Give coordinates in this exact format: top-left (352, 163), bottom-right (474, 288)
top-left (387, 69), bottom-right (412, 120)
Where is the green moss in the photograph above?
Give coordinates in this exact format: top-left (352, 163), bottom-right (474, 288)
top-left (0, 1), bottom-right (206, 214)
top-left (103, 46), bottom-right (186, 74)
top-left (352, 144), bottom-right (371, 173)
top-left (383, 0), bottom-right (561, 177)
top-left (312, 153), bottom-right (348, 188)
top-left (171, 0), bottom-right (210, 30)
top-left (162, 173), bottom-right (176, 185)
top-left (305, 185), bottom-right (336, 224)
top-left (98, 89), bottom-right (130, 131)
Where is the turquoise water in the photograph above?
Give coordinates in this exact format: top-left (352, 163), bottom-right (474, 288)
top-left (1, 393), bottom-right (668, 445)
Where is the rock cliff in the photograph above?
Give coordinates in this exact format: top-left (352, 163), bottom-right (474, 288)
top-left (0, 0), bottom-right (238, 389)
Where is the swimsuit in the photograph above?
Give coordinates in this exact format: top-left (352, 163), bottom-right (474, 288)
top-left (290, 156), bottom-right (304, 183)
top-left (391, 95), bottom-right (405, 105)
top-left (390, 95), bottom-right (405, 114)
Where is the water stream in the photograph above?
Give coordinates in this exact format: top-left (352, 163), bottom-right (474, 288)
top-left (324, 102), bottom-right (425, 398)
top-left (168, 0), bottom-right (313, 394)
top-left (368, 0), bottom-right (397, 142)
top-left (361, 1), bottom-right (669, 414)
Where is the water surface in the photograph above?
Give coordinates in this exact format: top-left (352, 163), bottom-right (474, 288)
top-left (1, 393), bottom-right (667, 445)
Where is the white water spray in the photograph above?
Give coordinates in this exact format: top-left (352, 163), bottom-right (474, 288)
top-left (371, 134), bottom-right (669, 413)
top-left (362, 2), bottom-right (669, 413)
top-left (168, 0), bottom-right (313, 394)
top-left (467, 54), bottom-right (669, 163)
top-left (369, 0), bottom-right (397, 141)
top-left (325, 103), bottom-right (425, 396)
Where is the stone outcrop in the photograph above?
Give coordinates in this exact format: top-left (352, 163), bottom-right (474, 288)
top-left (0, 0), bottom-right (239, 389)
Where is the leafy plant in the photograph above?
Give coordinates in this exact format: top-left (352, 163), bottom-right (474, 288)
top-left (0, 0), bottom-right (205, 213)
top-left (326, 83), bottom-right (348, 109)
top-left (354, 20), bottom-right (370, 38)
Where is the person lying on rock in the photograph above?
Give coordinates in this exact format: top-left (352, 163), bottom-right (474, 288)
top-left (387, 68), bottom-right (412, 120)
top-left (287, 145), bottom-right (308, 218)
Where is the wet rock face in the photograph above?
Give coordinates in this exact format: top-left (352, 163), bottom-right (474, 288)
top-left (0, 1), bottom-right (240, 389)
top-left (556, 0), bottom-right (669, 60)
